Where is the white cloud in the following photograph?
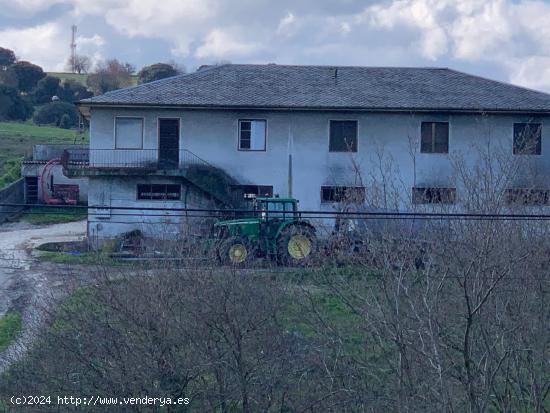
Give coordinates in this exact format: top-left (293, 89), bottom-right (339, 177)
top-left (277, 12), bottom-right (300, 36)
top-left (195, 29), bottom-right (261, 59)
top-left (361, 0), bottom-right (550, 89)
top-left (3, 0), bottom-right (550, 91)
top-left (507, 56), bottom-right (550, 91)
top-left (0, 21), bottom-right (105, 71)
top-left (77, 34), bottom-right (105, 48)
top-left (0, 22), bottom-right (67, 70)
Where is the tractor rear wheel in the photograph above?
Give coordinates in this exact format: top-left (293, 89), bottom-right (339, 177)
top-left (277, 225), bottom-right (317, 266)
top-left (218, 236), bottom-right (255, 266)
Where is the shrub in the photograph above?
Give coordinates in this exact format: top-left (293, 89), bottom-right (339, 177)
top-left (58, 80), bottom-right (92, 102)
top-left (33, 75), bottom-right (61, 104)
top-left (11, 60), bottom-right (46, 93)
top-left (0, 85), bottom-right (33, 121)
top-left (59, 113), bottom-right (71, 129)
top-left (33, 101), bottom-right (78, 128)
top-left (137, 63), bottom-right (180, 84)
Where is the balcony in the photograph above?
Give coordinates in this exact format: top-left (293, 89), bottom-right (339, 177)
top-left (61, 148), bottom-right (212, 177)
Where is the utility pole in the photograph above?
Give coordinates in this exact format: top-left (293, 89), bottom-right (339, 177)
top-left (287, 124), bottom-right (293, 197)
top-left (70, 24), bottom-right (77, 73)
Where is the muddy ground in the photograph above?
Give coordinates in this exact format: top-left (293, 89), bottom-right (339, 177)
top-left (0, 220), bottom-right (86, 373)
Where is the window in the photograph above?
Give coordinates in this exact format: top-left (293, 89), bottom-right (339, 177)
top-left (137, 184), bottom-right (181, 200)
top-left (513, 123), bottom-right (542, 155)
top-left (421, 122), bottom-right (449, 154)
top-left (329, 120), bottom-right (358, 152)
top-left (506, 188), bottom-right (549, 206)
top-left (321, 186), bottom-right (366, 203)
top-left (115, 117), bottom-right (143, 149)
top-left (412, 187), bottom-right (456, 204)
top-left (231, 184), bottom-right (273, 200)
top-left (239, 120), bottom-right (266, 151)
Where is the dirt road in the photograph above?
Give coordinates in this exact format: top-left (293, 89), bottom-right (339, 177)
top-left (0, 220), bottom-right (86, 373)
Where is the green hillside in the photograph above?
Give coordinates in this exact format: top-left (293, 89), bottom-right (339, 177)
top-left (0, 121), bottom-right (88, 188)
top-left (47, 72), bottom-right (138, 86)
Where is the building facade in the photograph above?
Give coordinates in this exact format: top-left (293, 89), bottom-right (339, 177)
top-left (65, 64), bottom-right (550, 243)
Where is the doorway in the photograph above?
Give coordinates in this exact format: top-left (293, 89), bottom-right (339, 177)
top-left (158, 118), bottom-right (180, 169)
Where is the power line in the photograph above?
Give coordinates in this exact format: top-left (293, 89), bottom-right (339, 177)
top-left (5, 203), bottom-right (550, 221)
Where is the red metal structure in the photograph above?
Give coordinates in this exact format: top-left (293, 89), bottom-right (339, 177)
top-left (40, 158), bottom-right (79, 205)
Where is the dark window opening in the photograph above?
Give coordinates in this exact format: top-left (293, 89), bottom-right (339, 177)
top-left (421, 122), bottom-right (449, 154)
top-left (506, 188), bottom-right (549, 206)
top-left (25, 177), bottom-right (38, 204)
top-left (321, 186), bottom-right (366, 203)
top-left (513, 123), bottom-right (542, 155)
top-left (137, 184), bottom-right (181, 200)
top-left (329, 120), bottom-right (358, 152)
top-left (412, 187), bottom-right (456, 204)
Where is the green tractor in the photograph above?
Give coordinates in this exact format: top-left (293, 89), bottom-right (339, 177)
top-left (213, 196), bottom-right (317, 266)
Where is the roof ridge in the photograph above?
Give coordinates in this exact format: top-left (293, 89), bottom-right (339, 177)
top-left (227, 63), bottom-right (449, 70)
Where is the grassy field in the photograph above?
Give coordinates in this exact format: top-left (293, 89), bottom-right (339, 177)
top-left (22, 207), bottom-right (87, 225)
top-left (0, 121), bottom-right (88, 189)
top-left (0, 312), bottom-right (22, 352)
top-left (47, 72), bottom-right (138, 86)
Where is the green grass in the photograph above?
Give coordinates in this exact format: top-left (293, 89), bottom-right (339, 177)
top-left (0, 312), bottom-right (22, 353)
top-left (36, 251), bottom-right (102, 265)
top-left (22, 207), bottom-right (86, 225)
top-left (47, 72), bottom-right (89, 84)
top-left (0, 121), bottom-right (88, 189)
top-left (0, 121), bottom-right (84, 142)
top-left (36, 249), bottom-right (127, 267)
top-left (0, 157), bottom-right (22, 189)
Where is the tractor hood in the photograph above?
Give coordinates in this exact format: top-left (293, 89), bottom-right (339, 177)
top-left (214, 218), bottom-right (260, 227)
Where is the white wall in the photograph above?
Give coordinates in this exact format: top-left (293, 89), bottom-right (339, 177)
top-left (89, 107), bottom-right (550, 213)
top-left (87, 175), bottom-right (216, 244)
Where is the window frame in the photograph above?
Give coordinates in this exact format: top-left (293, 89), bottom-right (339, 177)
top-left (114, 116), bottom-right (145, 149)
top-left (505, 188), bottom-right (549, 206)
top-left (136, 183), bottom-right (182, 201)
top-left (513, 122), bottom-right (542, 156)
top-left (412, 187), bottom-right (456, 205)
top-left (320, 185), bottom-right (366, 203)
top-left (238, 119), bottom-right (267, 151)
top-left (329, 120), bottom-right (359, 153)
top-left (420, 121), bottom-right (449, 154)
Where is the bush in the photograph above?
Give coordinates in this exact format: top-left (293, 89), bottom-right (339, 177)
top-left (11, 60), bottom-right (46, 93)
top-left (138, 63), bottom-right (180, 84)
top-left (33, 101), bottom-right (78, 128)
top-left (0, 85), bottom-right (33, 121)
top-left (58, 80), bottom-right (92, 102)
top-left (33, 75), bottom-right (61, 104)
top-left (59, 113), bottom-right (71, 129)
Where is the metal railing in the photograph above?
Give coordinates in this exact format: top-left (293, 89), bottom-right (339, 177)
top-left (62, 148), bottom-right (213, 170)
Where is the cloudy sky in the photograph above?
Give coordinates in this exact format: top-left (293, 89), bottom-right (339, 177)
top-left (2, 0), bottom-right (550, 91)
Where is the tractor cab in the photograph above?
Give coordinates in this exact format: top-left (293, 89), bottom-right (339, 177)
top-left (254, 196), bottom-right (299, 221)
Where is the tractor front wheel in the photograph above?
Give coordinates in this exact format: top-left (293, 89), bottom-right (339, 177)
top-left (277, 225), bottom-right (317, 266)
top-left (218, 237), bottom-right (255, 266)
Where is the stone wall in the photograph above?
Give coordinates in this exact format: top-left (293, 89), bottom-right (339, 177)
top-left (0, 178), bottom-right (24, 223)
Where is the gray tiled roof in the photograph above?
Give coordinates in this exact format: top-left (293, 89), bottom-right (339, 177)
top-left (81, 64), bottom-right (550, 112)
